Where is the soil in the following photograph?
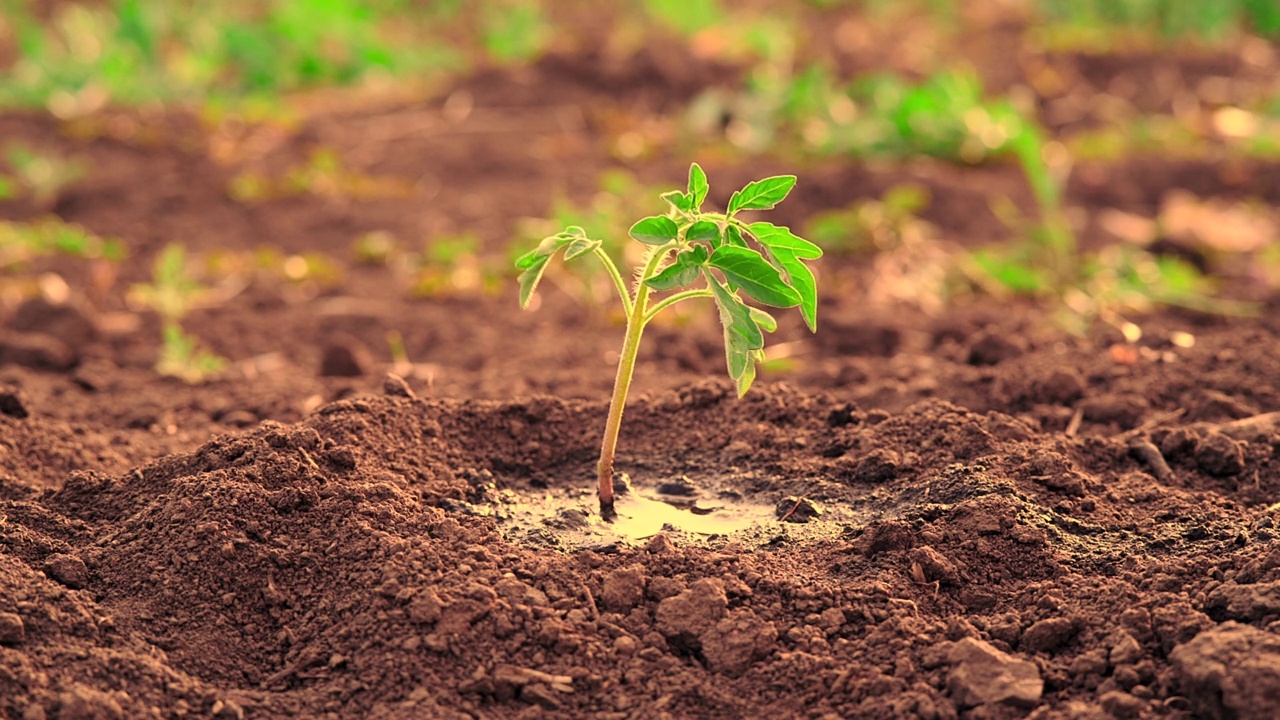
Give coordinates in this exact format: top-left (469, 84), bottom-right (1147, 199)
top-left (5, 18), bottom-right (1280, 720)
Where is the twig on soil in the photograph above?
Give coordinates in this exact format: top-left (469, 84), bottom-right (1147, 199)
top-left (1065, 405), bottom-right (1084, 437)
top-left (582, 584), bottom-right (600, 622)
top-left (778, 497), bottom-right (805, 523)
top-left (1128, 436), bottom-right (1175, 483)
top-left (1205, 411), bottom-right (1280, 442)
top-left (298, 448), bottom-right (320, 471)
top-left (1115, 409), bottom-right (1186, 442)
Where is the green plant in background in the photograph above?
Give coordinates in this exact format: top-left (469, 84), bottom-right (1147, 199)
top-left (689, 66), bottom-right (1040, 164)
top-left (128, 243), bottom-right (225, 383)
top-left (410, 234), bottom-right (505, 298)
top-left (516, 164), bottom-right (821, 517)
top-left (228, 148), bottom-right (415, 202)
top-left (1036, 0), bottom-right (1280, 41)
top-left (805, 184), bottom-right (933, 255)
top-left (3, 144), bottom-right (86, 209)
top-left (480, 0), bottom-right (550, 65)
top-left (0, 218), bottom-right (125, 271)
top-left (970, 115), bottom-right (1257, 332)
top-left (0, 0), bottom-right (464, 109)
top-left (642, 0), bottom-right (727, 35)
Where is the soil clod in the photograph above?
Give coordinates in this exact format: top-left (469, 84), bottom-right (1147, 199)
top-left (947, 637), bottom-right (1044, 708)
top-left (1170, 622), bottom-right (1280, 720)
top-left (0, 611), bottom-right (25, 645)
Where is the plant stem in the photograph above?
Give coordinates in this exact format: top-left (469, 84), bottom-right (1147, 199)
top-left (593, 247), bottom-right (632, 316)
top-left (595, 246), bottom-right (669, 518)
top-left (643, 288), bottom-right (714, 324)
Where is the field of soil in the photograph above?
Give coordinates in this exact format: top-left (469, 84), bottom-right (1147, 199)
top-left (4, 9), bottom-right (1280, 720)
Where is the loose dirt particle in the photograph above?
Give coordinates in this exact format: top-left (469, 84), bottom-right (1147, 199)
top-left (1099, 690), bottom-right (1145, 718)
top-left (1035, 368), bottom-right (1087, 405)
top-left (382, 373), bottom-right (415, 398)
top-left (319, 336), bottom-right (373, 377)
top-left (42, 553), bottom-right (89, 589)
top-left (1109, 631), bottom-right (1144, 665)
top-left (857, 519), bottom-right (916, 556)
top-left (0, 331), bottom-right (76, 370)
top-left (58, 684), bottom-right (123, 720)
top-left (655, 578), bottom-right (727, 650)
top-left (644, 533), bottom-right (675, 554)
top-left (0, 611), bottom-right (25, 644)
top-left (1021, 616), bottom-right (1078, 653)
top-left (1194, 432), bottom-right (1245, 477)
top-left (1170, 621), bottom-right (1280, 720)
top-left (909, 545), bottom-right (961, 585)
top-left (946, 637), bottom-right (1043, 708)
top-left (1204, 580), bottom-right (1280, 621)
top-left (601, 566), bottom-right (646, 612)
top-left (699, 609), bottom-right (778, 676)
top-left (966, 331), bottom-right (1025, 366)
top-left (407, 589), bottom-right (445, 624)
top-left (0, 386), bottom-right (29, 418)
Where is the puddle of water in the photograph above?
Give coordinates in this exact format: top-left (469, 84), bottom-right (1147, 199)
top-left (457, 475), bottom-right (845, 552)
top-left (608, 491), bottom-right (776, 540)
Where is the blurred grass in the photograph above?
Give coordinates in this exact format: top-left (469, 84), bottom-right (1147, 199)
top-left (2, 0), bottom-right (1276, 114)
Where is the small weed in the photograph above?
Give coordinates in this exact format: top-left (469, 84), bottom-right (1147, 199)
top-left (3, 144), bottom-right (86, 209)
top-left (0, 218), bottom-right (124, 272)
top-left (516, 163), bottom-right (820, 517)
top-left (690, 66), bottom-right (1037, 165)
top-left (971, 119), bottom-right (1256, 331)
top-left (0, 0), bottom-right (465, 109)
top-left (804, 184), bottom-right (933, 255)
top-left (351, 230), bottom-right (398, 266)
top-left (229, 148), bottom-right (414, 202)
top-left (481, 0), bottom-right (550, 65)
top-left (128, 243), bottom-right (225, 383)
top-left (1036, 0), bottom-right (1280, 42)
top-left (410, 234), bottom-right (505, 298)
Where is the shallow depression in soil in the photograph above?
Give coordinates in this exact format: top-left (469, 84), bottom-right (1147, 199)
top-left (464, 477), bottom-right (845, 552)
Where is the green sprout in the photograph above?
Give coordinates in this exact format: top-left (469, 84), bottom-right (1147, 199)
top-left (129, 243), bottom-right (225, 383)
top-left (516, 164), bottom-right (821, 517)
top-left (4, 144), bottom-right (85, 210)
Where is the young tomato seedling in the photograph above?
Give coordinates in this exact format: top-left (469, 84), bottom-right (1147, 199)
top-left (516, 164), bottom-right (821, 518)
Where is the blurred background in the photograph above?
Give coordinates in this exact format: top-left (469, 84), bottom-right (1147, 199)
top-left (1, 0), bottom-right (1279, 396)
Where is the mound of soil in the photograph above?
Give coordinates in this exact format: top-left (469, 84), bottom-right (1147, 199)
top-left (5, 347), bottom-right (1280, 719)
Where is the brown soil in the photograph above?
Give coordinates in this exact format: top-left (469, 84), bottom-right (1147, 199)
top-left (5, 35), bottom-right (1280, 720)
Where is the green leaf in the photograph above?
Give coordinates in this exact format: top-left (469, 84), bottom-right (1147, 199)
top-left (515, 227), bottom-right (606, 308)
top-left (686, 220), bottom-right (720, 244)
top-left (646, 247), bottom-right (706, 291)
top-left (705, 270), bottom-right (765, 396)
top-left (747, 221), bottom-right (823, 260)
top-left (687, 163), bottom-right (709, 209)
top-left (629, 215), bottom-right (680, 245)
top-left (517, 253), bottom-right (554, 308)
top-left (515, 231), bottom-right (574, 269)
top-left (661, 190), bottom-right (693, 213)
top-left (724, 224), bottom-right (747, 248)
top-left (772, 249), bottom-right (818, 331)
top-left (734, 351), bottom-right (757, 396)
top-left (748, 306), bottom-right (777, 333)
top-left (727, 175), bottom-right (796, 214)
top-left (708, 246), bottom-right (801, 308)
top-left (563, 237), bottom-right (601, 260)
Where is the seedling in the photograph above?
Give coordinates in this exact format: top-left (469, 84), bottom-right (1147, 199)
top-left (516, 164), bottom-right (821, 517)
top-left (129, 243), bottom-right (225, 383)
top-left (4, 144), bottom-right (85, 210)
top-left (0, 219), bottom-right (124, 271)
